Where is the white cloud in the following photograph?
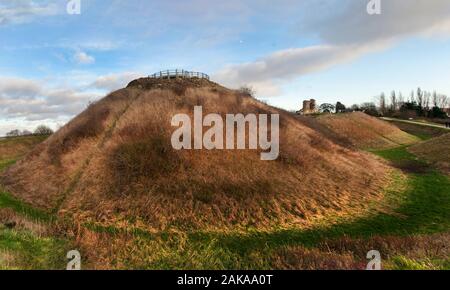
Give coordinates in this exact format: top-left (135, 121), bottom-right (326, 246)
top-left (0, 71), bottom-right (144, 136)
top-left (0, 77), bottom-right (101, 129)
top-left (73, 51), bottom-right (95, 65)
top-left (215, 0), bottom-right (450, 97)
top-left (0, 0), bottom-right (60, 26)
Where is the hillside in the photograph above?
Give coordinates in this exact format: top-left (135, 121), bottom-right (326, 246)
top-left (409, 133), bottom-right (450, 174)
top-left (1, 78), bottom-right (390, 232)
top-left (317, 112), bottom-right (419, 150)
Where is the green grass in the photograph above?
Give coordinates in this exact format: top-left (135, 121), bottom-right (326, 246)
top-left (371, 146), bottom-right (417, 162)
top-left (388, 256), bottom-right (450, 270)
top-left (0, 228), bottom-right (68, 270)
top-left (0, 190), bottom-right (52, 222)
top-left (0, 141), bottom-right (69, 270)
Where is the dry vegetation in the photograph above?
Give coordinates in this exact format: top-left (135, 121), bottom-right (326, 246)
top-left (317, 112), bottom-right (419, 150)
top-left (0, 135), bottom-right (48, 161)
top-left (1, 79), bottom-right (390, 233)
top-left (272, 233), bottom-right (450, 270)
top-left (409, 133), bottom-right (450, 175)
top-left (0, 78), bottom-right (448, 270)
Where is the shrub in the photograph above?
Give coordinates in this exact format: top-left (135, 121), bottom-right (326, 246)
top-left (34, 125), bottom-right (54, 135)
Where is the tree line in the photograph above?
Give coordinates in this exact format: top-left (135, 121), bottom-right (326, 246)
top-left (376, 88), bottom-right (449, 119)
top-left (5, 125), bottom-right (54, 137)
top-left (317, 88), bottom-right (449, 119)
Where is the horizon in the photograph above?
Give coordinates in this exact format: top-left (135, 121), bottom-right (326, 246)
top-left (1, 0), bottom-right (450, 135)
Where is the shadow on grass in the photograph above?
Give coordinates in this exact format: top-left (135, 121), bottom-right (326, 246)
top-left (0, 190), bottom-right (52, 223)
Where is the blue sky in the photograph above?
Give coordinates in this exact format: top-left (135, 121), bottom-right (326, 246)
top-left (1, 0), bottom-right (450, 135)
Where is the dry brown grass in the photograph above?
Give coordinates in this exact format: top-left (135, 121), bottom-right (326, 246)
top-left (0, 208), bottom-right (48, 236)
top-left (0, 135), bottom-right (48, 161)
top-left (2, 79), bottom-right (391, 232)
top-left (0, 250), bottom-right (16, 269)
top-left (317, 112), bottom-right (419, 150)
top-left (47, 105), bottom-right (110, 164)
top-left (0, 89), bottom-right (137, 209)
top-left (409, 133), bottom-right (450, 174)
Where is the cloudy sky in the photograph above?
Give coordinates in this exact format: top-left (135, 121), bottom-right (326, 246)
top-left (1, 0), bottom-right (450, 135)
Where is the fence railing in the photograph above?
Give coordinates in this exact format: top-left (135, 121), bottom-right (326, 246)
top-left (149, 70), bottom-right (210, 80)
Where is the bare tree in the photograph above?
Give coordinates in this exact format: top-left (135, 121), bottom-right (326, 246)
top-left (417, 87), bottom-right (424, 108)
top-left (410, 90), bottom-right (415, 103)
top-left (398, 92), bottom-right (404, 107)
top-left (378, 93), bottom-right (386, 114)
top-left (34, 125), bottom-right (54, 135)
top-left (424, 91), bottom-right (431, 110)
top-left (390, 91), bottom-right (397, 111)
top-left (432, 91), bottom-right (438, 107)
top-left (6, 130), bottom-right (21, 137)
top-left (437, 94), bottom-right (449, 109)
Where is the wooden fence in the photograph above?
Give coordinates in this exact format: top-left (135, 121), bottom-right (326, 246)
top-left (149, 70), bottom-right (210, 80)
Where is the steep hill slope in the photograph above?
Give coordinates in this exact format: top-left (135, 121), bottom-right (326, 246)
top-left (1, 78), bottom-right (390, 232)
top-left (409, 133), bottom-right (450, 174)
top-left (317, 112), bottom-right (419, 150)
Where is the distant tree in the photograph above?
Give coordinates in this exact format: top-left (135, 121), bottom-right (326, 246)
top-left (34, 125), bottom-right (54, 135)
top-left (319, 103), bottom-right (335, 113)
top-left (398, 92), bottom-right (404, 105)
top-left (360, 102), bottom-right (379, 117)
top-left (390, 91), bottom-right (397, 111)
top-left (432, 91), bottom-right (438, 108)
top-left (409, 90), bottom-right (415, 103)
top-left (429, 107), bottom-right (447, 119)
top-left (417, 87), bottom-right (424, 107)
top-left (336, 102), bottom-right (346, 113)
top-left (378, 93), bottom-right (386, 115)
top-left (21, 130), bottom-right (33, 136)
top-left (351, 104), bottom-right (360, 111)
top-left (424, 91), bottom-right (431, 111)
top-left (437, 94), bottom-right (449, 110)
top-left (6, 129), bottom-right (21, 137)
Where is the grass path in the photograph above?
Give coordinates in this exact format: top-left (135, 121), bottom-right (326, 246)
top-left (381, 117), bottom-right (450, 130)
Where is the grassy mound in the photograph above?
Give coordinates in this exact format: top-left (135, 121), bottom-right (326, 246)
top-left (2, 79), bottom-right (389, 232)
top-left (409, 133), bottom-right (450, 174)
top-left (317, 112), bottom-right (419, 150)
